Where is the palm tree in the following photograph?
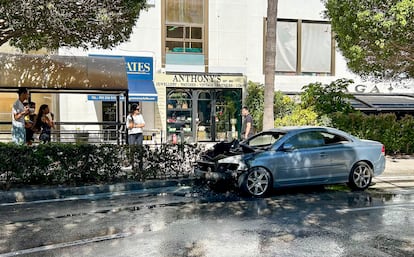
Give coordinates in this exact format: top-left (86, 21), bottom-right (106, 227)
top-left (263, 0), bottom-right (278, 130)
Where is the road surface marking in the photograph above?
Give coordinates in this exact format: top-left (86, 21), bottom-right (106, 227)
top-left (0, 232), bottom-right (133, 257)
top-left (0, 186), bottom-right (190, 207)
top-left (336, 202), bottom-right (414, 214)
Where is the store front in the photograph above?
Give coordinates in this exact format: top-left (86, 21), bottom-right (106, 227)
top-left (86, 55), bottom-right (159, 142)
top-left (155, 73), bottom-right (246, 143)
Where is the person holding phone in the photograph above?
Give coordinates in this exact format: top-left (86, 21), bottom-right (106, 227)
top-left (12, 88), bottom-right (29, 144)
top-left (127, 104), bottom-right (145, 145)
top-left (25, 101), bottom-right (37, 145)
top-left (34, 104), bottom-right (55, 143)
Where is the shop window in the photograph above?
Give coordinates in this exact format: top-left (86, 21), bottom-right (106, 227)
top-left (276, 21), bottom-right (297, 72)
top-left (274, 19), bottom-right (334, 75)
top-left (166, 0), bottom-right (203, 23)
top-left (166, 89), bottom-right (193, 143)
top-left (301, 22), bottom-right (332, 73)
top-left (163, 0), bottom-right (207, 68)
top-left (215, 90), bottom-right (242, 141)
top-left (166, 25), bottom-right (203, 53)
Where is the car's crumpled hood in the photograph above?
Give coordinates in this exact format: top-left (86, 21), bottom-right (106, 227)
top-left (217, 151), bottom-right (256, 165)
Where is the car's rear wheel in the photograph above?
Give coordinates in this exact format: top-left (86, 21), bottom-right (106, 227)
top-left (348, 161), bottom-right (372, 190)
top-left (239, 167), bottom-right (272, 197)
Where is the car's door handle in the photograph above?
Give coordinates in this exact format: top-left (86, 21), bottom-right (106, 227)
top-left (320, 152), bottom-right (328, 158)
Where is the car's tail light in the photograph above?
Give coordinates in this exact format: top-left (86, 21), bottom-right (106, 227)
top-left (381, 145), bottom-right (385, 155)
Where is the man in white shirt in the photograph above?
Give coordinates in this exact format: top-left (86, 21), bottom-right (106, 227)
top-left (12, 87), bottom-right (29, 144)
top-left (127, 104), bottom-right (145, 145)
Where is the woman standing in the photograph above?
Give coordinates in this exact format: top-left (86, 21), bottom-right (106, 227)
top-left (34, 104), bottom-right (55, 143)
top-left (127, 104), bottom-right (145, 145)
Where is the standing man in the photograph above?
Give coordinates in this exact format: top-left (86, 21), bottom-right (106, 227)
top-left (241, 106), bottom-right (254, 140)
top-left (127, 104), bottom-right (145, 145)
top-left (12, 87), bottom-right (29, 144)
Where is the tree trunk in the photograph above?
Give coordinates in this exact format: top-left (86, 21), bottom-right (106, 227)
top-left (263, 0), bottom-right (278, 130)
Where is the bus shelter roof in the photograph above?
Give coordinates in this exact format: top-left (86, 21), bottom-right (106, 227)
top-left (0, 53), bottom-right (128, 94)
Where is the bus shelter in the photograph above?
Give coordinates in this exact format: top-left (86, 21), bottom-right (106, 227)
top-left (0, 53), bottom-right (129, 144)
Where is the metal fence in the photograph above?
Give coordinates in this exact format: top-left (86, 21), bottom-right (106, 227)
top-left (0, 121), bottom-right (162, 145)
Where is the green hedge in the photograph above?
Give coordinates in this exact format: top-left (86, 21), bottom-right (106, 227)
top-left (331, 112), bottom-right (414, 155)
top-left (2, 113), bottom-right (413, 190)
top-left (0, 143), bottom-right (205, 190)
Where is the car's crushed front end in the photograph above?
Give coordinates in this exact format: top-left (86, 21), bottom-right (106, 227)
top-left (194, 140), bottom-right (252, 184)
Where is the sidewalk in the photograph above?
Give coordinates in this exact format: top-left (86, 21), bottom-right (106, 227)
top-left (1, 156), bottom-right (413, 204)
top-left (371, 156), bottom-right (414, 191)
top-left (380, 156), bottom-right (414, 176)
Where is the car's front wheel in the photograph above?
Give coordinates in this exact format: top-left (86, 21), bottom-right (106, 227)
top-left (239, 167), bottom-right (272, 197)
top-left (348, 161), bottom-right (372, 190)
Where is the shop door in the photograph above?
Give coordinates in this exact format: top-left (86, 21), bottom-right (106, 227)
top-left (196, 91), bottom-right (212, 141)
top-left (214, 90), bottom-right (242, 141)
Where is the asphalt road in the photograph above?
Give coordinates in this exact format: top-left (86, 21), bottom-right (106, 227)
top-left (0, 156), bottom-right (413, 257)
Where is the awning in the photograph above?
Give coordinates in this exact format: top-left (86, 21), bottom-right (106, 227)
top-left (128, 79), bottom-right (158, 101)
top-left (351, 94), bottom-right (414, 112)
top-left (284, 91), bottom-right (414, 114)
top-left (0, 53), bottom-right (128, 94)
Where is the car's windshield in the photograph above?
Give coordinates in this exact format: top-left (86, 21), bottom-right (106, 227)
top-left (247, 132), bottom-right (285, 148)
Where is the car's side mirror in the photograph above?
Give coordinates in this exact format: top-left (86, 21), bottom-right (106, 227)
top-left (282, 143), bottom-right (295, 151)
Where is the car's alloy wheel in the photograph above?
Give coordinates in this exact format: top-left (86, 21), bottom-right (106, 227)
top-left (240, 167), bottom-right (272, 196)
top-left (348, 161), bottom-right (372, 190)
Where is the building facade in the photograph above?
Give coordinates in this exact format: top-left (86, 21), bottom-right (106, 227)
top-left (1, 0), bottom-right (412, 143)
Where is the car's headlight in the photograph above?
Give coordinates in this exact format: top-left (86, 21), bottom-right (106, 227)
top-left (217, 155), bottom-right (242, 164)
top-left (217, 155), bottom-right (248, 172)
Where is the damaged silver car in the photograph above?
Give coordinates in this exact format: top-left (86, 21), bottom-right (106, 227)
top-left (195, 126), bottom-right (386, 197)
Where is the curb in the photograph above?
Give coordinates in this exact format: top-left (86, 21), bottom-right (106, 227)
top-left (0, 178), bottom-right (196, 204)
top-left (1, 156), bottom-right (413, 204)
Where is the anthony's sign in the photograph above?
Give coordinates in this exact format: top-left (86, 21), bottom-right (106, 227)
top-left (156, 73), bottom-right (245, 88)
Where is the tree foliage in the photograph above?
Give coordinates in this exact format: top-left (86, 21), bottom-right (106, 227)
top-left (244, 81), bottom-right (264, 132)
top-left (324, 0), bottom-right (414, 80)
top-left (0, 0), bottom-right (147, 51)
top-left (301, 78), bottom-right (355, 116)
top-left (244, 81), bottom-right (296, 132)
top-left (274, 106), bottom-right (321, 127)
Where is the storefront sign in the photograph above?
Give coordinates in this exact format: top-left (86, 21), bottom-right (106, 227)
top-left (87, 95), bottom-right (157, 101)
top-left (124, 56), bottom-right (153, 80)
top-left (348, 82), bottom-right (413, 94)
top-left (88, 55), bottom-right (157, 101)
top-left (156, 73), bottom-right (245, 88)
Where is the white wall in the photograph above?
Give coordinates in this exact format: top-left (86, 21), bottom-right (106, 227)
top-left (59, 2), bottom-right (161, 67)
top-left (57, 0), bottom-right (413, 128)
top-left (207, 0), bottom-right (353, 89)
top-left (278, 0), bottom-right (327, 20)
top-left (209, 0), bottom-right (248, 73)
